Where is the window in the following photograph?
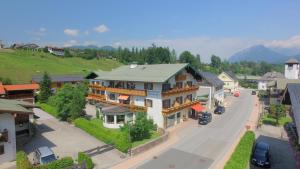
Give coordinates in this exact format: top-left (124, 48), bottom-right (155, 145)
top-left (100, 90), bottom-right (105, 95)
top-left (107, 115), bottom-right (114, 124)
top-left (109, 81), bottom-right (115, 87)
top-left (117, 115), bottom-right (125, 124)
top-left (186, 94), bottom-right (192, 101)
top-left (176, 96), bottom-right (183, 104)
top-left (187, 81), bottom-right (193, 87)
top-left (109, 93), bottom-right (116, 100)
top-left (144, 83), bottom-right (153, 90)
top-left (176, 82), bottom-right (183, 88)
top-left (145, 99), bottom-right (153, 107)
top-left (127, 82), bottom-right (135, 89)
top-left (162, 83), bottom-right (171, 92)
top-left (163, 99), bottom-right (171, 109)
top-left (101, 82), bottom-right (105, 86)
top-left (126, 113), bottom-right (133, 122)
top-left (0, 145), bottom-right (4, 155)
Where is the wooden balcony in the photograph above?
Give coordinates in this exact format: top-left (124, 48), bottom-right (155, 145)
top-left (162, 85), bottom-right (199, 97)
top-left (87, 93), bottom-right (106, 100)
top-left (89, 84), bottom-right (147, 96)
top-left (175, 74), bottom-right (187, 81)
top-left (162, 100), bottom-right (200, 115)
top-left (87, 95), bottom-right (147, 112)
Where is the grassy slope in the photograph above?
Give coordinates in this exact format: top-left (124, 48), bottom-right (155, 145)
top-left (0, 49), bottom-right (121, 83)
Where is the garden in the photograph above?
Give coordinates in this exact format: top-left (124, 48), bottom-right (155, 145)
top-left (259, 104), bottom-right (292, 126)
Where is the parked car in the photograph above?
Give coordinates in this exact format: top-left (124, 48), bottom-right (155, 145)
top-left (214, 106), bottom-right (225, 114)
top-left (198, 112), bottom-right (212, 125)
top-left (251, 141), bottom-right (271, 168)
top-left (234, 91), bottom-right (240, 97)
top-left (252, 91), bottom-right (257, 95)
top-left (33, 146), bottom-right (58, 165)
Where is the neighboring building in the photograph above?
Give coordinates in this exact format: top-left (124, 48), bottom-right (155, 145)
top-left (0, 83), bottom-right (39, 103)
top-left (86, 63), bottom-right (204, 129)
top-left (0, 99), bottom-right (36, 163)
top-left (218, 71), bottom-right (239, 93)
top-left (11, 43), bottom-right (39, 50)
top-left (198, 71), bottom-right (224, 109)
top-left (284, 58), bottom-right (300, 79)
top-left (47, 46), bottom-right (65, 56)
top-left (282, 83), bottom-right (300, 144)
top-left (32, 74), bottom-right (84, 91)
top-left (258, 72), bottom-right (284, 91)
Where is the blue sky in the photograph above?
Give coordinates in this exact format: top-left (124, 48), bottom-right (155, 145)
top-left (1, 0), bottom-right (300, 61)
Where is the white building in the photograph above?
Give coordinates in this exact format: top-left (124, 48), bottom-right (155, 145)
top-left (86, 63), bottom-right (204, 129)
top-left (47, 47), bottom-right (65, 56)
top-left (0, 99), bottom-right (35, 163)
top-left (258, 72), bottom-right (284, 91)
top-left (285, 58), bottom-right (300, 80)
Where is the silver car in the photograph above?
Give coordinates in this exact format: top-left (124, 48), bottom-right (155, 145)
top-left (33, 146), bottom-right (57, 165)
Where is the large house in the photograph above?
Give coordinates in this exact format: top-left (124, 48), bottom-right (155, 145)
top-left (218, 71), bottom-right (239, 93)
top-left (0, 83), bottom-right (39, 103)
top-left (47, 46), bottom-right (65, 56)
top-left (86, 63), bottom-right (204, 129)
top-left (198, 71), bottom-right (224, 109)
top-left (32, 74), bottom-right (84, 91)
top-left (258, 72), bottom-right (284, 91)
top-left (0, 99), bottom-right (36, 163)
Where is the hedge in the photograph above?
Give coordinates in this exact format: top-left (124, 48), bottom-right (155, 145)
top-left (74, 118), bottom-right (130, 152)
top-left (78, 152), bottom-right (94, 169)
top-left (16, 151), bottom-right (32, 169)
top-left (35, 157), bottom-right (73, 169)
top-left (224, 131), bottom-right (255, 169)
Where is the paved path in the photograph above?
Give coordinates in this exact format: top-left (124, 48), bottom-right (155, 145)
top-left (24, 108), bottom-right (124, 169)
top-left (135, 89), bottom-right (255, 169)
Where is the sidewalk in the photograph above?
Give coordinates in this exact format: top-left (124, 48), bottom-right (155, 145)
top-left (109, 120), bottom-right (194, 169)
top-left (0, 161), bottom-right (16, 169)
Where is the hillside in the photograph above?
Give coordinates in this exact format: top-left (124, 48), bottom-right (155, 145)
top-left (0, 49), bottom-right (121, 84)
top-left (229, 45), bottom-right (286, 63)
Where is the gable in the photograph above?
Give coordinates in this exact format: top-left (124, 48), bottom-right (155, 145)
top-left (218, 72), bottom-right (233, 82)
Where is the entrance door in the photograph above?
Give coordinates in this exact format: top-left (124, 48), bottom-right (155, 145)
top-left (176, 112), bottom-right (181, 124)
top-left (166, 114), bottom-right (175, 128)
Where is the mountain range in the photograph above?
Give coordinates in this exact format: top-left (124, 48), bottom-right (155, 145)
top-left (229, 45), bottom-right (300, 63)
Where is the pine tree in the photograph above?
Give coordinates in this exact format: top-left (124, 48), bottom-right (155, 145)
top-left (39, 72), bottom-right (52, 103)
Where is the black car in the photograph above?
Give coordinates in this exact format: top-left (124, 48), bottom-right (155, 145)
top-left (251, 141), bottom-right (270, 168)
top-left (198, 112), bottom-right (212, 125)
top-left (214, 106), bottom-right (225, 114)
top-left (252, 91), bottom-right (257, 95)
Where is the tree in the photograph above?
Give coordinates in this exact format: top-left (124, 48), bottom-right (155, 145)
top-left (39, 72), bottom-right (52, 103)
top-left (179, 51), bottom-right (200, 68)
top-left (170, 49), bottom-right (177, 63)
top-left (269, 104), bottom-right (286, 125)
top-left (211, 55), bottom-right (221, 69)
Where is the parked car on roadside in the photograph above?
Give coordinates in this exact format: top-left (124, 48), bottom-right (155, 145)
top-left (251, 141), bottom-right (271, 168)
top-left (198, 112), bottom-right (212, 125)
top-left (214, 106), bottom-right (225, 114)
top-left (33, 146), bottom-right (58, 165)
top-left (252, 91), bottom-right (257, 95)
top-left (234, 91), bottom-right (240, 97)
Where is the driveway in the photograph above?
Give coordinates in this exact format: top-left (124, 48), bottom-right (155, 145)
top-left (23, 108), bottom-right (125, 169)
top-left (252, 125), bottom-right (296, 169)
top-left (136, 89), bottom-right (255, 169)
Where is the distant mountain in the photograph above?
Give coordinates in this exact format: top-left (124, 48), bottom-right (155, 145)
top-left (270, 47), bottom-right (300, 56)
top-left (229, 45), bottom-right (287, 63)
top-left (69, 45), bottom-right (116, 51)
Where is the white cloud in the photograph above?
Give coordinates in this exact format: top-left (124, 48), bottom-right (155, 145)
top-left (64, 29), bottom-right (79, 36)
top-left (113, 42), bottom-right (121, 47)
top-left (83, 41), bottom-right (98, 46)
top-left (94, 24), bottom-right (109, 33)
top-left (64, 40), bottom-right (78, 47)
top-left (265, 35), bottom-right (300, 49)
top-left (84, 30), bottom-right (89, 35)
top-left (30, 27), bottom-right (47, 36)
top-left (39, 27), bottom-right (46, 32)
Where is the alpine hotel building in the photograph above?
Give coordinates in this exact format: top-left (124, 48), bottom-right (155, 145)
top-left (87, 63), bottom-right (204, 129)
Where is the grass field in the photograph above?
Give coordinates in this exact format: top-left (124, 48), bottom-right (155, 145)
top-left (0, 49), bottom-right (121, 83)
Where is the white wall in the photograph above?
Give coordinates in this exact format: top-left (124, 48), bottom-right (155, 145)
top-left (258, 81), bottom-right (267, 90)
top-left (0, 113), bottom-right (16, 163)
top-left (285, 64), bottom-right (299, 79)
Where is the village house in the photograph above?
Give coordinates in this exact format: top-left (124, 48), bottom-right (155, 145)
top-left (197, 71), bottom-right (224, 109)
top-left (218, 71), bottom-right (239, 93)
top-left (86, 63), bottom-right (205, 129)
top-left (46, 46), bottom-right (65, 56)
top-left (32, 74), bottom-right (84, 91)
top-left (0, 83), bottom-right (39, 103)
top-left (0, 99), bottom-right (36, 163)
top-left (258, 72), bottom-right (284, 91)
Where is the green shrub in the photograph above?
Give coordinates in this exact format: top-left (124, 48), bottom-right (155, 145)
top-left (16, 151), bottom-right (32, 169)
top-left (78, 152), bottom-right (94, 169)
top-left (224, 131), bottom-right (255, 169)
top-left (35, 157), bottom-right (73, 169)
top-left (74, 118), bottom-right (130, 152)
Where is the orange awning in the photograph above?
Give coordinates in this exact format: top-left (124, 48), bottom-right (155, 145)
top-left (118, 95), bottom-right (129, 100)
top-left (191, 104), bottom-right (205, 112)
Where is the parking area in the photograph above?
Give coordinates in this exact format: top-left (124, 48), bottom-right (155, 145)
top-left (23, 108), bottom-right (125, 169)
top-left (252, 125), bottom-right (296, 169)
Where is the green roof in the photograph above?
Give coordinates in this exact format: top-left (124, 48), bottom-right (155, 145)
top-left (94, 63), bottom-right (190, 83)
top-left (0, 99), bottom-right (34, 114)
top-left (276, 79), bottom-right (300, 90)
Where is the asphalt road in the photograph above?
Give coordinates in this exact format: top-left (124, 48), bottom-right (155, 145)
top-left (137, 89), bottom-right (255, 169)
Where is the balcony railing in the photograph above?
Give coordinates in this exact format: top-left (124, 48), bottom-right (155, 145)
top-left (89, 84), bottom-right (147, 96)
top-left (86, 94), bottom-right (147, 112)
top-left (162, 100), bottom-right (200, 115)
top-left (162, 85), bottom-right (199, 97)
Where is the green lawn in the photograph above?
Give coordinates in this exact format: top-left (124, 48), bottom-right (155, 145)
top-left (0, 49), bottom-right (121, 84)
top-left (37, 103), bottom-right (59, 118)
top-left (74, 118), bottom-right (160, 152)
top-left (261, 114), bottom-right (292, 126)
